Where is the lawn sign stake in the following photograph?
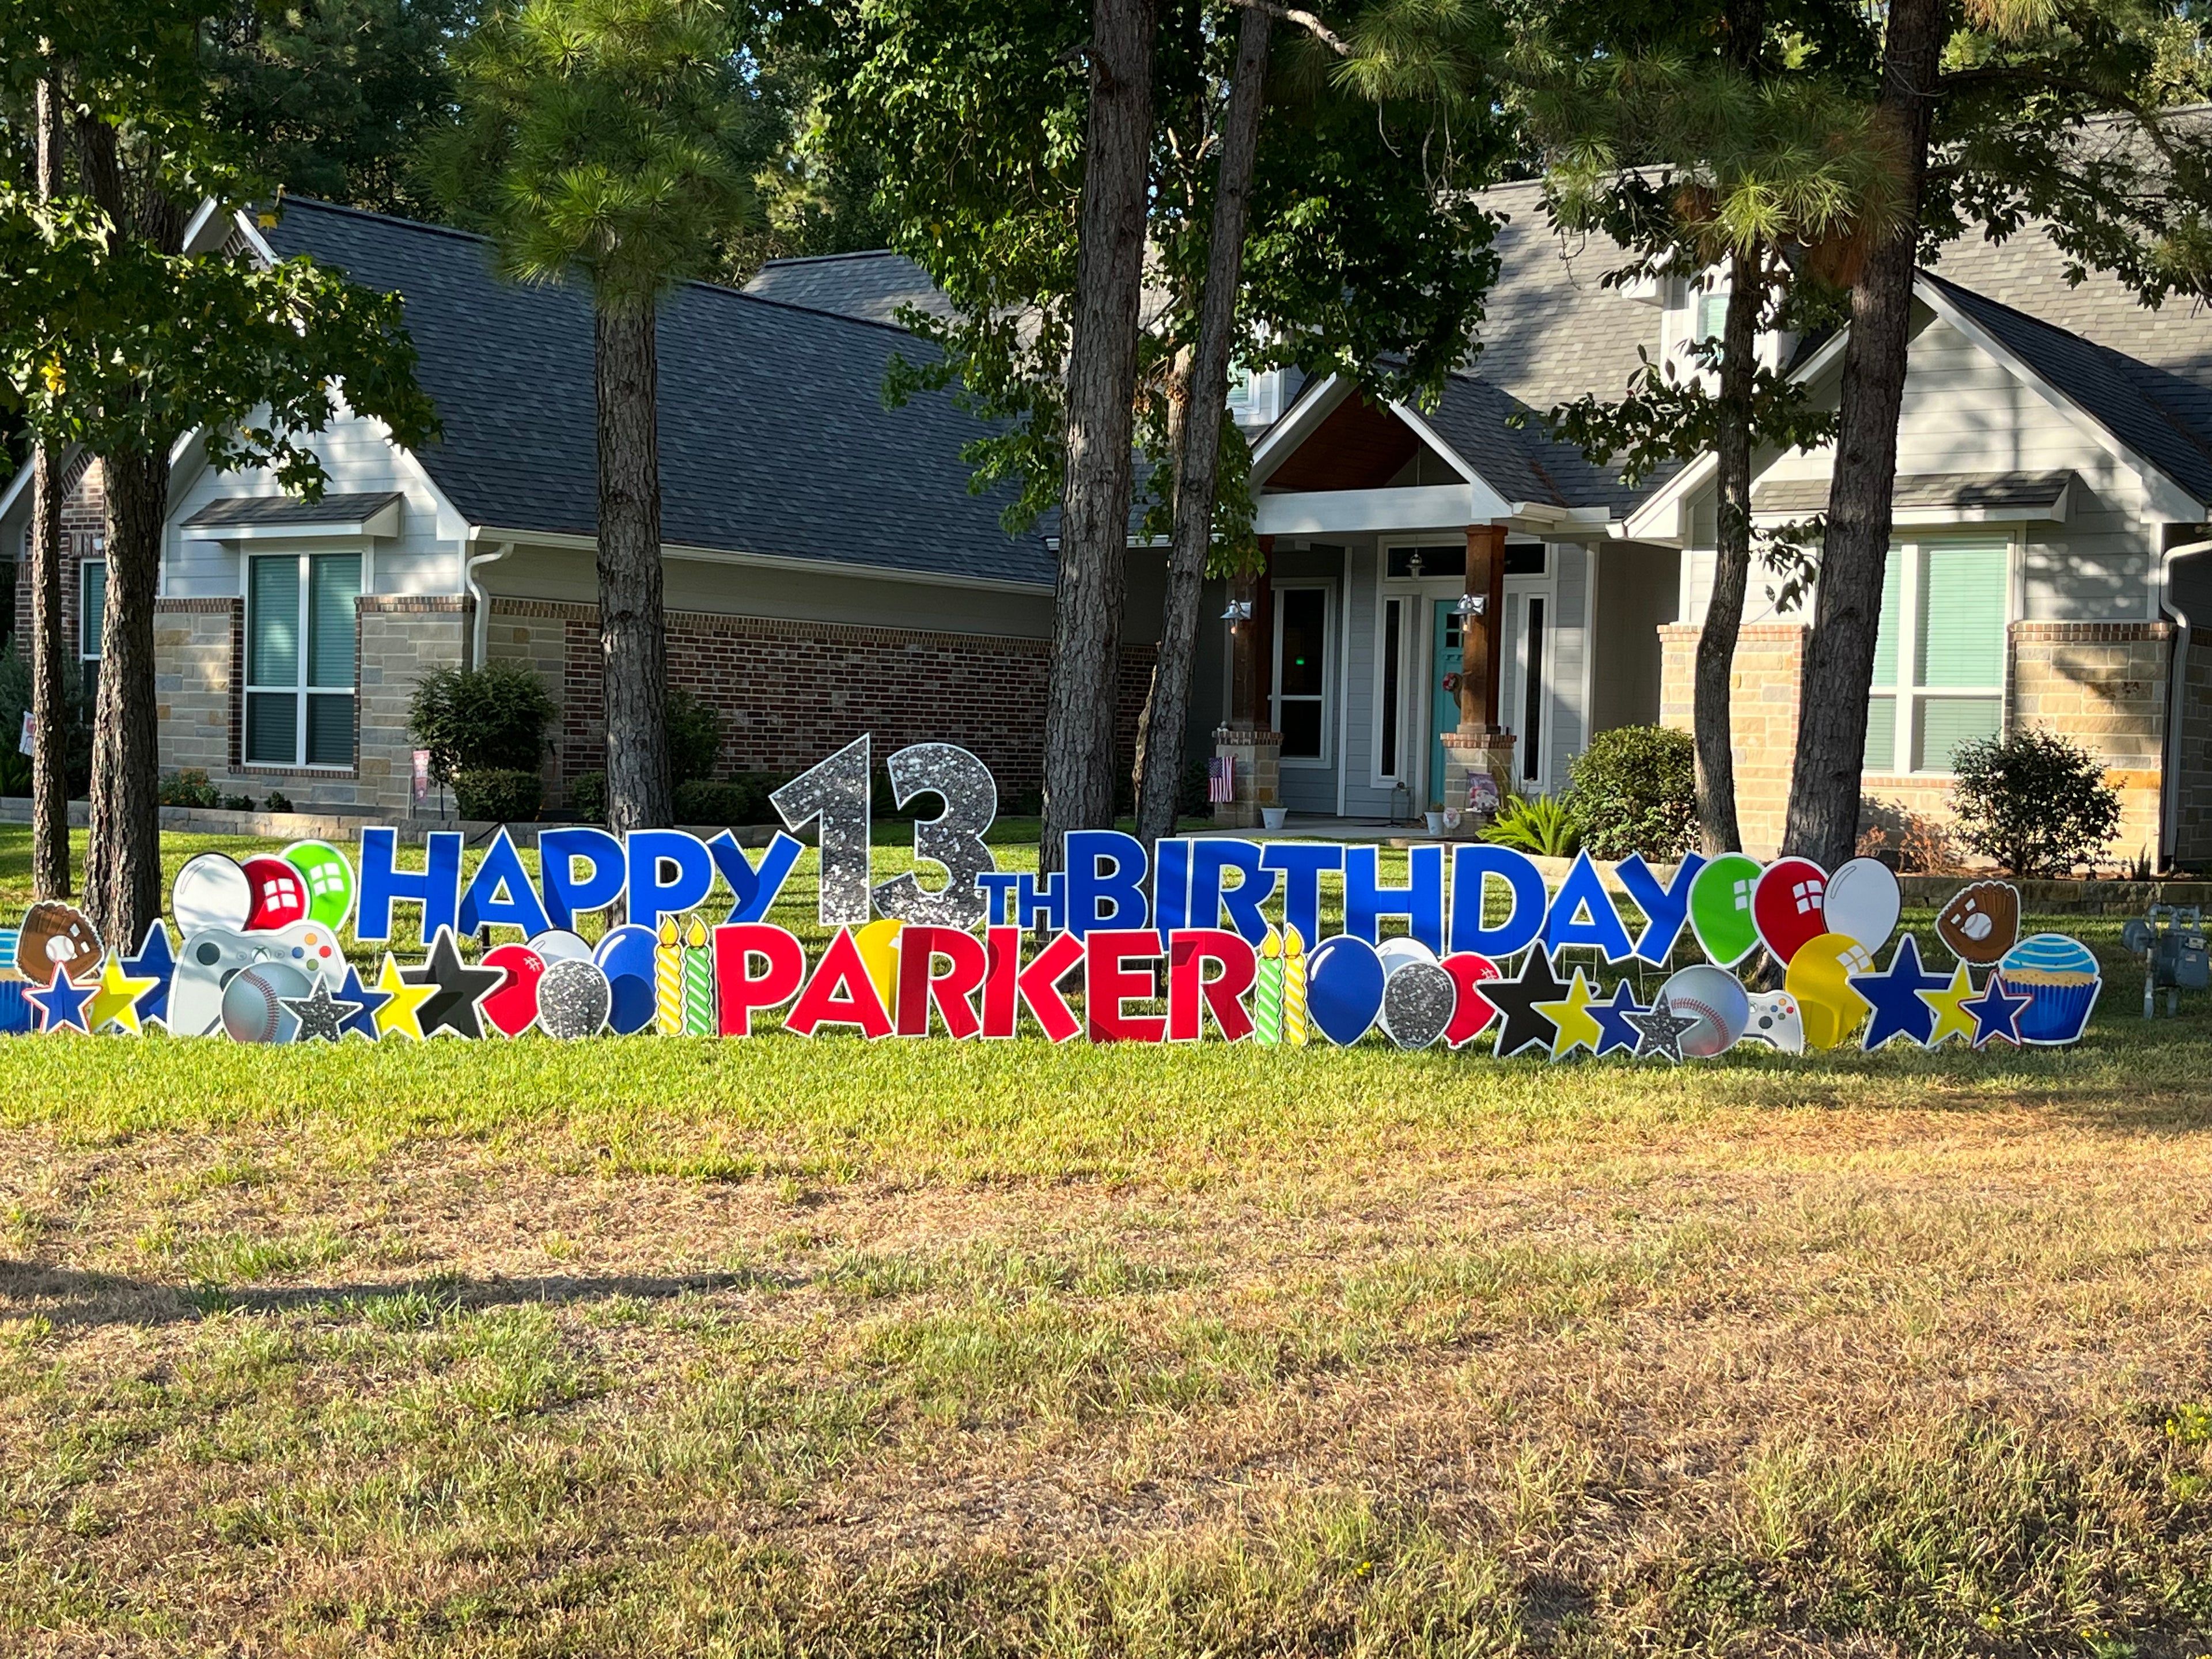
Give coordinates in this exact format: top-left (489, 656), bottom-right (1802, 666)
top-left (0, 736), bottom-right (2103, 1054)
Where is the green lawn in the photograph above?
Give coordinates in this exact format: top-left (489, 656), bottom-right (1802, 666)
top-left (3, 827), bottom-right (2211, 1655)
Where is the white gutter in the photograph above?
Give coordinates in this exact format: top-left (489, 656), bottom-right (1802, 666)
top-left (2158, 536), bottom-right (2212, 869)
top-left (465, 540), bottom-right (514, 668)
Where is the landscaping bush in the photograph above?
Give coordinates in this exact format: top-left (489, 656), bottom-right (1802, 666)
top-left (1949, 729), bottom-right (2120, 876)
top-left (675, 774), bottom-right (776, 826)
top-left (568, 771), bottom-right (607, 824)
top-left (0, 748), bottom-right (28, 798)
top-left (453, 767), bottom-right (543, 824)
top-left (0, 638), bottom-right (91, 796)
top-left (159, 768), bottom-right (220, 809)
top-left (1479, 793), bottom-right (1581, 857)
top-left (666, 688), bottom-right (724, 786)
top-left (264, 790), bottom-right (293, 813)
top-left (1565, 724), bottom-right (1696, 861)
top-left (407, 661), bottom-right (555, 783)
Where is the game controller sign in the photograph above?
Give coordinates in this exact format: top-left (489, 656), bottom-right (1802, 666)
top-left (0, 737), bottom-right (2104, 1054)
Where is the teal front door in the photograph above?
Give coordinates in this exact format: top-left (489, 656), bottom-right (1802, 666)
top-left (1428, 601), bottom-right (1462, 808)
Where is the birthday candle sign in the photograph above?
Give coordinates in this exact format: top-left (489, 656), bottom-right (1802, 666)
top-left (1254, 929), bottom-right (1284, 1046)
top-left (656, 916), bottom-right (683, 1036)
top-left (1282, 925), bottom-right (1308, 1047)
top-left (681, 914), bottom-right (714, 1035)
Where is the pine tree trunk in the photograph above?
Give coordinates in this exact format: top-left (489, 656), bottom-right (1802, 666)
top-left (1040, 0), bottom-right (1157, 872)
top-left (594, 302), bottom-right (672, 836)
top-left (1694, 241), bottom-right (1762, 855)
top-left (83, 448), bottom-right (166, 949)
top-left (1134, 1), bottom-right (1270, 852)
top-left (29, 69), bottom-right (69, 900)
top-left (1780, 0), bottom-right (1942, 868)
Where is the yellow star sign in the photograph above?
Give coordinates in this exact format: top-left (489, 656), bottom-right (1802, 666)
top-left (1535, 967), bottom-right (1605, 1059)
top-left (372, 952), bottom-right (437, 1041)
top-left (1919, 960), bottom-right (1980, 1048)
top-left (86, 952), bottom-right (158, 1035)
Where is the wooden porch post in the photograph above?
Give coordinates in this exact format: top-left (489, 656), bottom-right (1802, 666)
top-left (1460, 524), bottom-right (1507, 732)
top-left (1230, 536), bottom-right (1273, 728)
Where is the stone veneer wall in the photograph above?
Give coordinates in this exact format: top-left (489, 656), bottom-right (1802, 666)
top-left (1658, 623), bottom-right (1805, 856)
top-left (151, 599), bottom-right (238, 779)
top-left (510, 599), bottom-right (1155, 808)
top-left (1661, 619), bottom-right (2175, 862)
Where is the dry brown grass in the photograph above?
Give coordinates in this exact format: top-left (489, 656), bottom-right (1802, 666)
top-left (5, 1024), bottom-right (2212, 1656)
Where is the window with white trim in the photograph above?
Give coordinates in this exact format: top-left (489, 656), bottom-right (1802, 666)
top-left (1865, 536), bottom-right (2009, 775)
top-left (245, 551), bottom-right (359, 767)
top-left (1271, 584), bottom-right (1330, 762)
top-left (79, 557), bottom-right (105, 662)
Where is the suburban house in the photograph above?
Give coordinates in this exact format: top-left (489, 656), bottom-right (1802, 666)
top-left (6, 181), bottom-right (2212, 867)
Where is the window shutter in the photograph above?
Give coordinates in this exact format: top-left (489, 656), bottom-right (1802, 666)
top-left (248, 556), bottom-right (299, 687)
top-left (79, 562), bottom-right (105, 660)
top-left (1915, 541), bottom-right (2007, 688)
top-left (308, 554), bottom-right (361, 688)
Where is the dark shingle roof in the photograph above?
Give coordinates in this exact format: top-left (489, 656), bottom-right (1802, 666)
top-left (184, 490), bottom-right (402, 528)
top-left (1753, 469), bottom-right (2075, 517)
top-left (1418, 373), bottom-right (1656, 513)
top-left (1922, 270), bottom-right (2212, 510)
top-left (262, 200), bottom-right (1050, 586)
top-left (742, 250), bottom-right (953, 327)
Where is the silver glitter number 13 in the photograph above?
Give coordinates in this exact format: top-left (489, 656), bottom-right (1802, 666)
top-left (771, 735), bottom-right (873, 926)
top-left (873, 743), bottom-right (998, 929)
top-left (770, 737), bottom-right (1001, 929)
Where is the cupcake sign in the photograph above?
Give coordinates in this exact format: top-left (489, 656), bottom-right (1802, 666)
top-left (0, 736), bottom-right (2104, 1055)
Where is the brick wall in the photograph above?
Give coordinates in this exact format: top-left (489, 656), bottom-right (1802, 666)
top-left (1660, 618), bottom-right (2174, 863)
top-left (514, 597), bottom-right (1155, 808)
top-left (2171, 636), bottom-right (2212, 867)
top-left (1659, 623), bottom-right (1805, 856)
top-left (13, 454), bottom-right (107, 681)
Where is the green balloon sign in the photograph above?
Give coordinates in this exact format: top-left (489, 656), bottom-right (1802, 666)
top-left (1688, 853), bottom-right (1763, 967)
top-left (283, 839), bottom-right (356, 931)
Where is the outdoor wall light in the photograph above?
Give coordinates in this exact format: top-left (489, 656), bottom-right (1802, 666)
top-left (1455, 592), bottom-right (1487, 616)
top-left (1221, 600), bottom-right (1254, 623)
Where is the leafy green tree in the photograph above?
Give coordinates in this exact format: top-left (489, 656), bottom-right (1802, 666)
top-left (1, 1), bottom-right (439, 944)
top-left (820, 1), bottom-right (1509, 857)
top-left (1518, 0), bottom-right (1906, 855)
top-left (1783, 0), bottom-right (2210, 868)
top-left (201, 0), bottom-right (472, 219)
top-left (431, 0), bottom-right (755, 835)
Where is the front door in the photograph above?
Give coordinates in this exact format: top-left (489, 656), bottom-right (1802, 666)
top-left (1428, 601), bottom-right (1462, 809)
top-left (1428, 591), bottom-right (1547, 806)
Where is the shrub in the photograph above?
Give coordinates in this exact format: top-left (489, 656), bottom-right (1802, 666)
top-left (1479, 794), bottom-right (1581, 857)
top-left (1949, 729), bottom-right (2120, 876)
top-left (568, 771), bottom-right (607, 823)
top-left (453, 767), bottom-right (543, 824)
top-left (666, 688), bottom-right (724, 786)
top-left (159, 768), bottom-right (221, 809)
top-left (0, 638), bottom-right (91, 796)
top-left (1565, 725), bottom-right (1696, 861)
top-left (0, 748), bottom-right (28, 798)
top-left (264, 790), bottom-right (293, 813)
top-left (675, 775), bottom-right (775, 826)
top-left (221, 793), bottom-right (252, 811)
top-left (408, 661), bottom-right (555, 783)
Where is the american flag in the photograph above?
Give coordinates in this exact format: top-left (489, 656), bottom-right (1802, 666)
top-left (1207, 756), bottom-right (1236, 803)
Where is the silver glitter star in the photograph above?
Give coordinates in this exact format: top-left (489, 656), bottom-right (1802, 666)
top-left (1625, 992), bottom-right (1700, 1064)
top-left (282, 980), bottom-right (362, 1045)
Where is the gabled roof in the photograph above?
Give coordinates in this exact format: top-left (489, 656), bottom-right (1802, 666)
top-left (262, 199), bottom-right (1050, 588)
top-left (1418, 373), bottom-right (1658, 515)
top-left (1920, 270), bottom-right (2212, 510)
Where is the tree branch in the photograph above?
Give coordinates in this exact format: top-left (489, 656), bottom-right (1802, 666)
top-left (1225, 0), bottom-right (1350, 57)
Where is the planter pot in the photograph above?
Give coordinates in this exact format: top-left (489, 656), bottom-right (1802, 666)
top-left (1262, 805), bottom-right (1289, 831)
top-left (1424, 809), bottom-right (1446, 835)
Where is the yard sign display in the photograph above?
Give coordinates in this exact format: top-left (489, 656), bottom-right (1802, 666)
top-left (0, 736), bottom-right (2101, 1054)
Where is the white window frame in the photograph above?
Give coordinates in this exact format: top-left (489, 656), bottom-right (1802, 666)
top-left (1866, 531), bottom-right (2015, 778)
top-left (1270, 577), bottom-right (1335, 768)
top-left (244, 549), bottom-right (359, 771)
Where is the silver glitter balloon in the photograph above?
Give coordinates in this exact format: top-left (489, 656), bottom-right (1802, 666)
top-left (771, 735), bottom-right (873, 927)
top-left (537, 956), bottom-right (612, 1040)
top-left (1379, 961), bottom-right (1455, 1050)
top-left (873, 742), bottom-right (998, 929)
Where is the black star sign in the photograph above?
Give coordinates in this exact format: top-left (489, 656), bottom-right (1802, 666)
top-left (1626, 991), bottom-right (1702, 1063)
top-left (400, 927), bottom-right (506, 1040)
top-left (281, 979), bottom-right (363, 1045)
top-left (1483, 945), bottom-right (1567, 1059)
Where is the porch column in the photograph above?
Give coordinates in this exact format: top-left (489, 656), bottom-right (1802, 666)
top-left (1215, 537), bottom-right (1281, 828)
top-left (1442, 522), bottom-right (1515, 821)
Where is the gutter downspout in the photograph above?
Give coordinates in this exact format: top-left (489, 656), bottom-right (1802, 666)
top-left (464, 540), bottom-right (514, 669)
top-left (2157, 536), bottom-right (2212, 870)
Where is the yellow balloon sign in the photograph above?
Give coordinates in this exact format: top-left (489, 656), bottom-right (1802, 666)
top-left (1783, 931), bottom-right (1875, 1050)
